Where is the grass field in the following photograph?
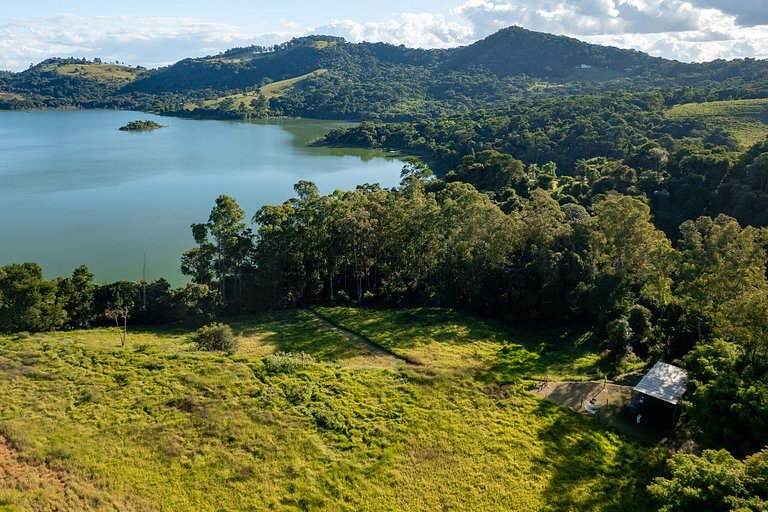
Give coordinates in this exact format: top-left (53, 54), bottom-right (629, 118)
top-left (186, 69), bottom-right (328, 113)
top-left (0, 308), bottom-right (663, 511)
top-left (314, 307), bottom-right (607, 380)
top-left (260, 70), bottom-right (328, 100)
top-left (666, 98), bottom-right (768, 149)
top-left (43, 63), bottom-right (142, 86)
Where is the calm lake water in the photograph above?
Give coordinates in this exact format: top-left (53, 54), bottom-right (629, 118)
top-left (0, 110), bottom-right (402, 285)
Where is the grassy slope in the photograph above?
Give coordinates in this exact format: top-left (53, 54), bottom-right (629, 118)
top-left (0, 308), bottom-right (663, 511)
top-left (260, 70), bottom-right (329, 100)
top-left (666, 98), bottom-right (768, 149)
top-left (315, 306), bottom-right (607, 380)
top-left (184, 69), bottom-right (329, 112)
top-left (48, 63), bottom-right (142, 86)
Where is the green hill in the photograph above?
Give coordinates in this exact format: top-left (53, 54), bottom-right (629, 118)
top-left (2, 28), bottom-right (768, 120)
top-left (439, 26), bottom-right (675, 80)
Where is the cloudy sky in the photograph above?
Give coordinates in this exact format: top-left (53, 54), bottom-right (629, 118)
top-left (1, 0), bottom-right (767, 71)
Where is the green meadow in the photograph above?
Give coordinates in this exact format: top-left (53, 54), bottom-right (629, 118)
top-left (47, 63), bottom-right (142, 86)
top-left (0, 308), bottom-right (664, 511)
top-left (666, 98), bottom-right (768, 149)
top-left (185, 69), bottom-right (329, 113)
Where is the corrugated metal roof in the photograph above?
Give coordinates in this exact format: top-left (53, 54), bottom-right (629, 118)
top-left (633, 361), bottom-right (688, 405)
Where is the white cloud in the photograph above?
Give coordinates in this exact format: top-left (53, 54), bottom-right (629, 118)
top-left (0, 14), bottom-right (296, 71)
top-left (451, 0), bottom-right (706, 37)
top-left (450, 0), bottom-right (768, 62)
top-left (315, 13), bottom-right (474, 48)
top-left (687, 0), bottom-right (768, 27)
top-left (0, 2), bottom-right (766, 71)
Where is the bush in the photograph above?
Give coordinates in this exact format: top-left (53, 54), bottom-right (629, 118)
top-left (192, 323), bottom-right (237, 352)
top-left (605, 317), bottom-right (633, 353)
top-left (262, 352), bottom-right (316, 374)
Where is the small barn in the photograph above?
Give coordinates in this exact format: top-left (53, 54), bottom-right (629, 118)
top-left (627, 361), bottom-right (688, 425)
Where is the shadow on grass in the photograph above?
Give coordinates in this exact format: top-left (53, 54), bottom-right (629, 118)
top-left (227, 310), bottom-right (376, 362)
top-left (474, 343), bottom-right (540, 386)
top-left (317, 307), bottom-right (509, 350)
top-left (316, 306), bottom-right (609, 378)
top-left (476, 327), bottom-right (607, 385)
top-left (533, 400), bottom-right (666, 511)
top-left (127, 324), bottom-right (192, 338)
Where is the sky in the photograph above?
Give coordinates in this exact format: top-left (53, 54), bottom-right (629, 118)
top-left (1, 0), bottom-right (767, 72)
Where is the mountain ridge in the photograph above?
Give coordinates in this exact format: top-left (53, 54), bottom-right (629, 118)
top-left (1, 26), bottom-right (767, 120)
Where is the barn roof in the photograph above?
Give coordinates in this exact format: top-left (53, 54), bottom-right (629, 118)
top-left (633, 361), bottom-right (688, 405)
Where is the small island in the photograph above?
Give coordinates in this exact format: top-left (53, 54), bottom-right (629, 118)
top-left (119, 120), bottom-right (165, 131)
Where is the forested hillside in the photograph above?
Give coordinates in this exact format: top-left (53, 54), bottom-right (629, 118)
top-left (2, 27), bottom-right (768, 120)
top-left (319, 89), bottom-right (768, 235)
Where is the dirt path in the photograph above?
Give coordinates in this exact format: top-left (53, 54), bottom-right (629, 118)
top-left (306, 309), bottom-right (417, 365)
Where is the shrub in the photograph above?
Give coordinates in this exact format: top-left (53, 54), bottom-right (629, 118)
top-left (605, 317), bottom-right (633, 354)
top-left (262, 352), bottom-right (316, 374)
top-left (192, 323), bottom-right (237, 352)
top-left (311, 404), bottom-right (348, 433)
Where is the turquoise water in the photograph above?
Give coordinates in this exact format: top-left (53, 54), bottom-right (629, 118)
top-left (0, 110), bottom-right (402, 285)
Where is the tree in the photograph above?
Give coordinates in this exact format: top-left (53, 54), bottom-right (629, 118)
top-left (682, 339), bottom-right (768, 455)
top-left (181, 223), bottom-right (215, 284)
top-left (336, 189), bottom-right (379, 303)
top-left (208, 195), bottom-right (248, 298)
top-left (192, 323), bottom-right (237, 352)
top-left (94, 281), bottom-right (141, 314)
top-left (183, 196), bottom-right (253, 306)
top-left (173, 283), bottom-right (221, 325)
top-left (648, 448), bottom-right (768, 512)
top-left (590, 195), bottom-right (666, 280)
top-left (572, 195), bottom-right (668, 337)
top-left (104, 307), bottom-right (130, 346)
top-left (718, 289), bottom-right (768, 364)
top-left (447, 150), bottom-right (526, 195)
top-left (0, 263), bottom-right (64, 333)
top-left (59, 265), bottom-right (95, 328)
top-left (676, 215), bottom-right (767, 342)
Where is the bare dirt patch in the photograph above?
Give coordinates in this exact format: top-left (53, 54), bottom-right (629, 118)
top-left (533, 380), bottom-right (695, 451)
top-left (0, 436), bottom-right (130, 511)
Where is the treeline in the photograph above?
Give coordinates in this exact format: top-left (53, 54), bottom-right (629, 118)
top-left (0, 263), bottom-right (221, 333)
top-left (318, 87), bottom-right (768, 175)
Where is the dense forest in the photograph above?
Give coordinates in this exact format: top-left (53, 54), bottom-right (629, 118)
top-left (2, 25), bottom-right (768, 509)
top-left (320, 92), bottom-right (768, 234)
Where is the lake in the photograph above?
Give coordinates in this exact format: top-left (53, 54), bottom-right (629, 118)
top-left (0, 110), bottom-right (403, 285)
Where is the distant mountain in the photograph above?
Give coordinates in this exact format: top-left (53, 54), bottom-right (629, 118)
top-left (1, 27), bottom-right (767, 121)
top-left (124, 35), bottom-right (443, 95)
top-left (440, 26), bottom-right (681, 78)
